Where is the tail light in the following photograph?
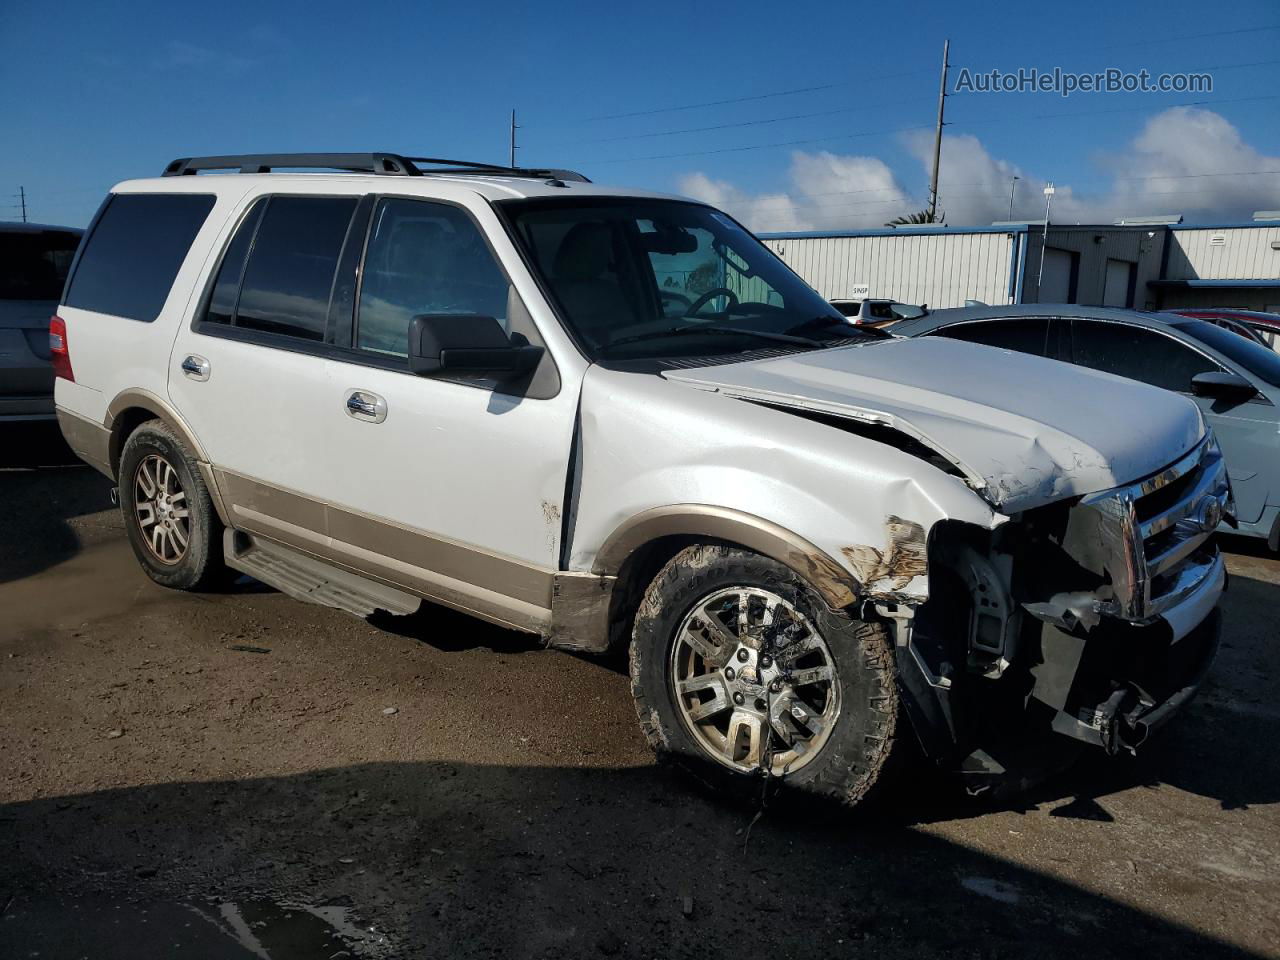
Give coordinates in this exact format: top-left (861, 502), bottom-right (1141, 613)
top-left (49, 315), bottom-right (74, 382)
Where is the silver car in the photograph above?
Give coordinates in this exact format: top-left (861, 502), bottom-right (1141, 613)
top-left (1, 222), bottom-right (83, 421)
top-left (892, 304), bottom-right (1280, 549)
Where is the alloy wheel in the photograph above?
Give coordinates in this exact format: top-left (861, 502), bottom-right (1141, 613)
top-left (133, 454), bottom-right (190, 565)
top-left (669, 586), bottom-right (841, 776)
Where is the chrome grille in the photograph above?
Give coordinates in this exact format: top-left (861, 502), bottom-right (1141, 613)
top-left (1078, 434), bottom-right (1230, 622)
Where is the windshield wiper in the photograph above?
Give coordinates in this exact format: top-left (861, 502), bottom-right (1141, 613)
top-left (604, 324), bottom-right (825, 351)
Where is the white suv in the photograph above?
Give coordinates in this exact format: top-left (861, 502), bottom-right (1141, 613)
top-left (55, 153), bottom-right (1229, 804)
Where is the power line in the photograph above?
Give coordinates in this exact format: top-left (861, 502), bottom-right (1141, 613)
top-left (583, 68), bottom-right (934, 121)
top-left (581, 124), bottom-right (933, 165)
top-left (543, 95), bottom-right (934, 147)
top-left (1097, 23), bottom-right (1280, 49)
top-left (582, 92), bottom-right (1279, 168)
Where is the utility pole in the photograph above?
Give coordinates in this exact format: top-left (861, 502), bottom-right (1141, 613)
top-left (18, 186), bottom-right (27, 223)
top-left (1036, 182), bottom-right (1056, 298)
top-left (509, 109), bottom-right (519, 169)
top-left (926, 39), bottom-right (950, 223)
top-left (1007, 176), bottom-right (1020, 220)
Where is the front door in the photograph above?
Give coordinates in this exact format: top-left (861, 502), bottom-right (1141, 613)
top-left (311, 196), bottom-right (578, 614)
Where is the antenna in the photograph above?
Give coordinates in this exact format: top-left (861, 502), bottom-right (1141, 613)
top-left (510, 109), bottom-right (519, 169)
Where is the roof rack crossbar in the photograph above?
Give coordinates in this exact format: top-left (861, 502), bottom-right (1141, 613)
top-left (162, 153), bottom-right (590, 182)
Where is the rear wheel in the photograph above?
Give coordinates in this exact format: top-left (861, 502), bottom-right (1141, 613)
top-left (630, 544), bottom-right (899, 807)
top-left (118, 421), bottom-right (225, 590)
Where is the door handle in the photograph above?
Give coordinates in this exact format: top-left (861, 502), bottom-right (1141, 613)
top-left (181, 355), bottom-right (210, 381)
top-left (344, 389), bottom-right (387, 424)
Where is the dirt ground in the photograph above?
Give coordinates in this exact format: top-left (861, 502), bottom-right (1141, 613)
top-left (2, 422), bottom-right (1278, 959)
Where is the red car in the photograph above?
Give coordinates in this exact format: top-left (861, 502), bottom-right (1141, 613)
top-left (1166, 309), bottom-right (1280, 351)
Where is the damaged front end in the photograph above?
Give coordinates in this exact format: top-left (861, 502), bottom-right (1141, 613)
top-left (882, 433), bottom-right (1231, 791)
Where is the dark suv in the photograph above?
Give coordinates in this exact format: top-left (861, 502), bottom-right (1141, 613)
top-left (1, 222), bottom-right (84, 421)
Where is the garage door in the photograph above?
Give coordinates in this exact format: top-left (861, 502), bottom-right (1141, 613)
top-left (1040, 247), bottom-right (1076, 303)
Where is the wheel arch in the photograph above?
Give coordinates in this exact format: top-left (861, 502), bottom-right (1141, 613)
top-left (595, 505), bottom-right (860, 611)
top-left (105, 389), bottom-right (229, 524)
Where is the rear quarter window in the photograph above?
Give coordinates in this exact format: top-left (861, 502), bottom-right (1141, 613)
top-left (64, 193), bottom-right (215, 322)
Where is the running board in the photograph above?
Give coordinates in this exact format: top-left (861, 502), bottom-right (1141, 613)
top-left (224, 531), bottom-right (420, 618)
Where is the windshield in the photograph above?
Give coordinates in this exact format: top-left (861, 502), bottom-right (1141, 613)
top-left (500, 198), bottom-right (876, 361)
top-left (0, 229), bottom-right (81, 300)
top-left (1172, 318), bottom-right (1280, 389)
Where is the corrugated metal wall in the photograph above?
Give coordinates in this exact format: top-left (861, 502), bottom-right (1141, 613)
top-left (1021, 227), bottom-right (1166, 308)
top-left (1166, 226), bottom-right (1280, 280)
top-left (760, 232), bottom-right (1017, 308)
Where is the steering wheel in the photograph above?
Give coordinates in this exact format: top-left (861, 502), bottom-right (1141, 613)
top-left (686, 287), bottom-right (739, 316)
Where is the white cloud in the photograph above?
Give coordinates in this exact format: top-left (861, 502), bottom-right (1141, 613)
top-left (678, 151), bottom-right (910, 231)
top-left (677, 172), bottom-right (813, 232)
top-left (677, 108), bottom-right (1280, 230)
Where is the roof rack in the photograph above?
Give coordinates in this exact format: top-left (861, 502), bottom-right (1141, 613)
top-left (162, 153), bottom-right (590, 183)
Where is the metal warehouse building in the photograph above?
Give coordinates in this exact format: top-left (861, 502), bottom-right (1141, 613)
top-left (758, 215), bottom-right (1280, 313)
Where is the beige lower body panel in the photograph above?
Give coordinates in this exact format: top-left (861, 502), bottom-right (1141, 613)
top-left (55, 406), bottom-right (113, 479)
top-left (215, 470), bottom-right (559, 636)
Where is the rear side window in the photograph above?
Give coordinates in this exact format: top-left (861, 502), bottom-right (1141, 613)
top-left (204, 200), bottom-right (266, 326)
top-left (231, 196), bottom-right (358, 341)
top-left (933, 317), bottom-right (1058, 358)
top-left (0, 230), bottom-right (81, 300)
top-left (1070, 320), bottom-right (1220, 392)
top-left (65, 194), bottom-right (215, 322)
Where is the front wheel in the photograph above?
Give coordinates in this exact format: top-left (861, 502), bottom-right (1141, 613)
top-left (629, 544), bottom-right (899, 807)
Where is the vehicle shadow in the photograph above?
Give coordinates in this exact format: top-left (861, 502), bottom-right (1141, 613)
top-left (0, 759), bottom-right (1266, 960)
top-left (0, 422), bottom-right (114, 585)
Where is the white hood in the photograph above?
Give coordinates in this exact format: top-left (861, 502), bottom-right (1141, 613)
top-left (662, 336), bottom-right (1204, 512)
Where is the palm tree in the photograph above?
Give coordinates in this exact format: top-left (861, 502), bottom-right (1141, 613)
top-left (885, 209), bottom-right (944, 227)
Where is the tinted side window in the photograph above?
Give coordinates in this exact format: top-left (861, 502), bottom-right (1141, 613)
top-left (204, 200), bottom-right (266, 326)
top-left (65, 194), bottom-right (215, 322)
top-left (934, 318), bottom-right (1055, 357)
top-left (356, 198), bottom-right (509, 356)
top-left (236, 196), bottom-right (358, 341)
top-left (1071, 320), bottom-right (1219, 392)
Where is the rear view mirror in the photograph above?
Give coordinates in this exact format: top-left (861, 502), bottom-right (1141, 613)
top-left (408, 314), bottom-right (543, 380)
top-left (638, 229), bottom-right (698, 255)
top-left (1190, 371), bottom-right (1257, 400)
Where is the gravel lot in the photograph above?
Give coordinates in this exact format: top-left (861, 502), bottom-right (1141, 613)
top-left (2, 423), bottom-right (1277, 959)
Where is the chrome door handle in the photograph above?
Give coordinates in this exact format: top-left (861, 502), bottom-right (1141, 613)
top-left (344, 389), bottom-right (387, 423)
top-left (181, 355), bottom-right (210, 381)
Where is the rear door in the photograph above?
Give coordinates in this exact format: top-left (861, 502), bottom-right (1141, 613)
top-left (168, 191), bottom-right (367, 539)
top-left (1067, 317), bottom-right (1271, 524)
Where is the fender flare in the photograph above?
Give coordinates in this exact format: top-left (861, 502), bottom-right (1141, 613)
top-left (592, 504), bottom-right (860, 609)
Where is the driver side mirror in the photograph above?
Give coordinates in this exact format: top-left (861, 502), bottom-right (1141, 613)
top-left (408, 314), bottom-right (543, 381)
top-left (1190, 371), bottom-right (1257, 401)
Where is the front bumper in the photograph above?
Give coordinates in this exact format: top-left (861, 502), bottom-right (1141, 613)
top-left (1038, 559), bottom-right (1224, 755)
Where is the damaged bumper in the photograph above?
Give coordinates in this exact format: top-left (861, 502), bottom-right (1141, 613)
top-left (1042, 581), bottom-right (1223, 756)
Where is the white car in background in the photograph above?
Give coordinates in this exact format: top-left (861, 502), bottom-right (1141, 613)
top-left (829, 298), bottom-right (926, 325)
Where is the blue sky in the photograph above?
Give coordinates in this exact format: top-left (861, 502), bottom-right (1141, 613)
top-left (2, 0), bottom-right (1277, 229)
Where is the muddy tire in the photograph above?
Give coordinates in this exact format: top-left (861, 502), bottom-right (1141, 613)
top-left (119, 420), bottom-right (226, 591)
top-left (629, 543), bottom-right (898, 807)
